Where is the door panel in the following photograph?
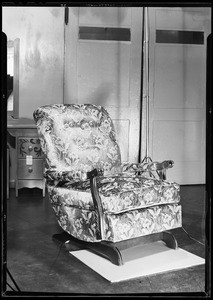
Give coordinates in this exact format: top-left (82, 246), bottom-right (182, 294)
top-left (64, 7), bottom-right (143, 163)
top-left (153, 120), bottom-right (205, 183)
top-left (147, 7), bottom-right (211, 184)
top-left (154, 46), bottom-right (205, 109)
top-left (77, 42), bottom-right (130, 106)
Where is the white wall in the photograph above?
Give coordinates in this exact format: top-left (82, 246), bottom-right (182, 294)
top-left (3, 7), bottom-right (64, 119)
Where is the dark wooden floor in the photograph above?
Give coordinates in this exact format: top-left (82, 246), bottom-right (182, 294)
top-left (3, 185), bottom-right (209, 296)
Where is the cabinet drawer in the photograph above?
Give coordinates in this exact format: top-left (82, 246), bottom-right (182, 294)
top-left (18, 137), bottom-right (43, 158)
top-left (18, 159), bottom-right (44, 179)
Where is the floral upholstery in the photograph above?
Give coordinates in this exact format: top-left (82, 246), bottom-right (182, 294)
top-left (48, 184), bottom-right (181, 243)
top-left (59, 175), bottom-right (180, 213)
top-left (33, 104), bottom-right (182, 243)
top-left (33, 104), bottom-right (121, 177)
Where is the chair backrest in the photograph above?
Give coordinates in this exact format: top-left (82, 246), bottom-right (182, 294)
top-left (33, 104), bottom-right (122, 176)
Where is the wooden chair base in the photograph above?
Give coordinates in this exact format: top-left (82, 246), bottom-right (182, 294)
top-left (52, 231), bottom-right (178, 266)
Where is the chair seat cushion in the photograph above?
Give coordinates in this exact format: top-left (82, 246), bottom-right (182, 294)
top-left (49, 175), bottom-right (180, 213)
top-left (98, 175), bottom-right (180, 213)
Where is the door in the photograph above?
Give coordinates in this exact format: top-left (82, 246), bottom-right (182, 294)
top-left (64, 7), bottom-right (143, 163)
top-left (146, 7), bottom-right (211, 184)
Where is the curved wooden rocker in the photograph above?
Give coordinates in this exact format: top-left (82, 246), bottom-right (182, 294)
top-left (53, 230), bottom-right (178, 266)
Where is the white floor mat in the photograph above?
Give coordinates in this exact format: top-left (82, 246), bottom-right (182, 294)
top-left (70, 241), bottom-right (205, 282)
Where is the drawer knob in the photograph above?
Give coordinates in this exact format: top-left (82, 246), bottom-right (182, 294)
top-left (28, 146), bottom-right (33, 151)
top-left (28, 167), bottom-right (33, 173)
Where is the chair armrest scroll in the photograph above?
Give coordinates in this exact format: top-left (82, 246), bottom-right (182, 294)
top-left (152, 160), bottom-right (174, 180)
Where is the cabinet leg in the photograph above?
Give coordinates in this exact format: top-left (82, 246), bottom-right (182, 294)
top-left (42, 180), bottom-right (46, 197)
top-left (15, 181), bottom-right (18, 197)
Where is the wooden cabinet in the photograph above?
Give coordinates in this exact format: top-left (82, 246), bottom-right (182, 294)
top-left (7, 117), bottom-right (46, 197)
top-left (16, 137), bottom-right (45, 197)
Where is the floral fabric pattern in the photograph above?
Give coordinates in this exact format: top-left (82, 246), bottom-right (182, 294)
top-left (104, 204), bottom-right (182, 242)
top-left (53, 174), bottom-right (180, 213)
top-left (51, 203), bottom-right (98, 242)
top-left (47, 174), bottom-right (181, 243)
top-left (99, 176), bottom-right (180, 213)
top-left (33, 104), bottom-right (121, 176)
top-left (34, 104), bottom-right (182, 243)
top-left (48, 183), bottom-right (181, 242)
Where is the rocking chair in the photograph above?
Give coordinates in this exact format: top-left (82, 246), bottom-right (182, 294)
top-left (33, 104), bottom-right (182, 265)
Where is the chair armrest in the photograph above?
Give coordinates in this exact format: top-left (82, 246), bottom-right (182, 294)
top-left (44, 169), bottom-right (89, 187)
top-left (121, 160), bottom-right (174, 180)
top-left (122, 160), bottom-right (174, 172)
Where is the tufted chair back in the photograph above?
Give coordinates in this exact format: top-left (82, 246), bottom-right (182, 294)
top-left (33, 104), bottom-right (122, 177)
